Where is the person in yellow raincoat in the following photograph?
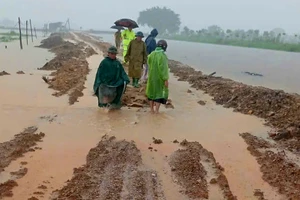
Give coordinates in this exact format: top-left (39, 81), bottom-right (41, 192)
top-left (125, 31), bottom-right (147, 88)
top-left (146, 40), bottom-right (169, 114)
top-left (121, 27), bottom-right (135, 62)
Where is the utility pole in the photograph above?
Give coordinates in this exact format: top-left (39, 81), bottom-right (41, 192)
top-left (18, 17), bottom-right (23, 49)
top-left (30, 19), bottom-right (33, 42)
top-left (26, 20), bottom-right (28, 45)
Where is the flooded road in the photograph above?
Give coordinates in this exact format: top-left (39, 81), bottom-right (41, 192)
top-left (96, 33), bottom-right (300, 94)
top-left (0, 33), bottom-right (287, 199)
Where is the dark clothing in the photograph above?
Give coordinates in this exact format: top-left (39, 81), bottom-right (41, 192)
top-left (145, 29), bottom-right (158, 54)
top-left (148, 98), bottom-right (167, 104)
top-left (93, 57), bottom-right (130, 108)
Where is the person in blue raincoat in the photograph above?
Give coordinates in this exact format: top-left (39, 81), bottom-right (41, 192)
top-left (142, 28), bottom-right (158, 82)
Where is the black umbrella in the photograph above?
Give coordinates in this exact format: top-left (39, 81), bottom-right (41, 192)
top-left (110, 25), bottom-right (124, 30)
top-left (114, 18), bottom-right (139, 29)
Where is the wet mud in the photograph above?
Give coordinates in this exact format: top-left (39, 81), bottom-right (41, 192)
top-left (169, 60), bottom-right (300, 147)
top-left (0, 127), bottom-right (44, 198)
top-left (240, 132), bottom-right (300, 199)
top-left (169, 140), bottom-right (237, 200)
top-left (51, 136), bottom-right (165, 200)
top-left (38, 33), bottom-right (97, 105)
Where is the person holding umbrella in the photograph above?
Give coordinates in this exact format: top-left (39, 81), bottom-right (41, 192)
top-left (125, 31), bottom-right (147, 88)
top-left (121, 27), bottom-right (135, 63)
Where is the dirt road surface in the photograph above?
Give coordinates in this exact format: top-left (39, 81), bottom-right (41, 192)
top-left (1, 32), bottom-right (299, 200)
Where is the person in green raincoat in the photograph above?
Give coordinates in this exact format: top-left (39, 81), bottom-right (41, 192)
top-left (93, 46), bottom-right (130, 109)
top-left (121, 27), bottom-right (135, 62)
top-left (146, 40), bottom-right (169, 114)
top-left (125, 31), bottom-right (147, 88)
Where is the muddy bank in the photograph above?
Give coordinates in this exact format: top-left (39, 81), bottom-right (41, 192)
top-left (169, 60), bottom-right (300, 141)
top-left (51, 135), bottom-right (164, 200)
top-left (38, 33), bottom-right (97, 105)
top-left (0, 71), bottom-right (10, 76)
top-left (0, 127), bottom-right (45, 198)
top-left (170, 140), bottom-right (237, 200)
top-left (240, 133), bottom-right (300, 199)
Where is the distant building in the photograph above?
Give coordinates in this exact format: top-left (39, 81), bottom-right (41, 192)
top-left (48, 22), bottom-right (63, 32)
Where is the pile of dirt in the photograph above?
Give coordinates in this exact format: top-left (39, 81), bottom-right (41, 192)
top-left (169, 140), bottom-right (237, 200)
top-left (0, 126), bottom-right (45, 198)
top-left (0, 71), bottom-right (10, 76)
top-left (0, 126), bottom-right (44, 172)
top-left (38, 33), bottom-right (64, 49)
top-left (51, 136), bottom-right (164, 199)
top-left (240, 133), bottom-right (300, 199)
top-left (169, 60), bottom-right (300, 142)
top-left (16, 71), bottom-right (25, 74)
top-left (47, 59), bottom-right (89, 105)
top-left (38, 33), bottom-right (97, 105)
top-left (0, 180), bottom-right (18, 198)
top-left (75, 32), bottom-right (111, 52)
top-left (122, 85), bottom-right (148, 108)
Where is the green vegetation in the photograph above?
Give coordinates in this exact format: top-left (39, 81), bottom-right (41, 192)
top-left (164, 35), bottom-right (300, 52)
top-left (138, 7), bottom-right (300, 52)
top-left (138, 7), bottom-right (181, 34)
top-left (0, 31), bottom-right (26, 42)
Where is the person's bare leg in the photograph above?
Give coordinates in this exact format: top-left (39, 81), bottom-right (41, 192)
top-left (154, 102), bottom-right (161, 114)
top-left (149, 101), bottom-right (155, 113)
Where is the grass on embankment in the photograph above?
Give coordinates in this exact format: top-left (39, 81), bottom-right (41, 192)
top-left (0, 31), bottom-right (27, 42)
top-left (164, 35), bottom-right (300, 53)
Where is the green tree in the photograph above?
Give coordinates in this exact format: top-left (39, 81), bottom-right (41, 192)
top-left (137, 6), bottom-right (181, 34)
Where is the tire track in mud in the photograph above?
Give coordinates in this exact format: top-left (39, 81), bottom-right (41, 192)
top-left (240, 132), bottom-right (300, 199)
top-left (50, 135), bottom-right (237, 200)
top-left (0, 126), bottom-right (45, 199)
top-left (50, 136), bottom-right (165, 200)
top-left (169, 140), bottom-right (237, 200)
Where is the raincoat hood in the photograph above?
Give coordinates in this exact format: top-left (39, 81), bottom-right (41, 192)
top-left (150, 29), bottom-right (158, 37)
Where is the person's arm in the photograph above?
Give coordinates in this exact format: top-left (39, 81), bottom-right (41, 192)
top-left (119, 62), bottom-right (130, 84)
top-left (93, 62), bottom-right (104, 94)
top-left (149, 39), bottom-right (156, 54)
top-left (124, 41), bottom-right (132, 62)
top-left (160, 54), bottom-right (169, 87)
top-left (143, 43), bottom-right (147, 64)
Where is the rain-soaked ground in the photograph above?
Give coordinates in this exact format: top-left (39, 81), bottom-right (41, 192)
top-left (0, 33), bottom-right (293, 200)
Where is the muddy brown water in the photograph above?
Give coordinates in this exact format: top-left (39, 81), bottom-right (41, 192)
top-left (0, 34), bottom-right (285, 199)
top-left (96, 33), bottom-right (300, 94)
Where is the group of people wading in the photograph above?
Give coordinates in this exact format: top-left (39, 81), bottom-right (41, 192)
top-left (93, 27), bottom-right (169, 113)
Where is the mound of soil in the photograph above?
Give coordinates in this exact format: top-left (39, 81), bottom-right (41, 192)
top-left (0, 180), bottom-right (18, 198)
top-left (240, 133), bottom-right (300, 199)
top-left (38, 33), bottom-right (97, 104)
top-left (170, 140), bottom-right (237, 200)
top-left (0, 126), bottom-right (44, 172)
top-left (169, 60), bottom-right (300, 142)
top-left (0, 71), bottom-right (10, 76)
top-left (38, 33), bottom-right (64, 49)
top-left (16, 71), bottom-right (25, 74)
top-left (0, 127), bottom-right (45, 197)
top-left (51, 136), bottom-right (164, 199)
top-left (48, 59), bottom-right (89, 105)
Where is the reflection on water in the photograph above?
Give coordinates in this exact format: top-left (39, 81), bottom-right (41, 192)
top-left (94, 33), bottom-right (300, 94)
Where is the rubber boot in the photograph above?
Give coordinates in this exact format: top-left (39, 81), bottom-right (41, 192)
top-left (134, 78), bottom-right (140, 88)
top-left (132, 78), bottom-right (135, 86)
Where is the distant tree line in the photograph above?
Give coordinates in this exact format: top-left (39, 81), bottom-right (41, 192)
top-left (138, 7), bottom-right (300, 52)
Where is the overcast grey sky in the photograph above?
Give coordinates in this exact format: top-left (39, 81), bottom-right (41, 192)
top-left (0, 0), bottom-right (299, 33)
